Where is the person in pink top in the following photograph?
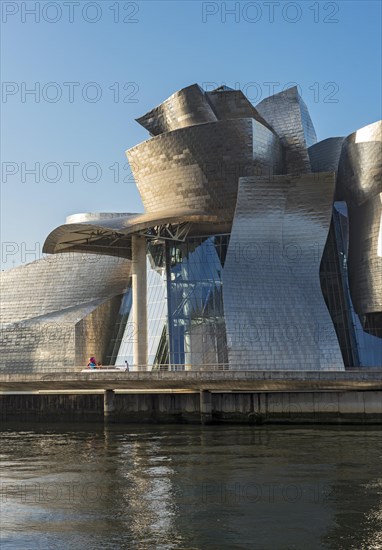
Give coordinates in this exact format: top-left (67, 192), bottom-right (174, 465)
top-left (87, 356), bottom-right (97, 369)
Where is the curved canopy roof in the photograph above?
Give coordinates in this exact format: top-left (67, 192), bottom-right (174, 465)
top-left (43, 210), bottom-right (221, 259)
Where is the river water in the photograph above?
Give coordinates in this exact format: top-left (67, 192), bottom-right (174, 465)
top-left (1, 423), bottom-right (381, 550)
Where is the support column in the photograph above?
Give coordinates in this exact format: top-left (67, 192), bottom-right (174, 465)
top-left (132, 235), bottom-right (147, 371)
top-left (104, 389), bottom-right (115, 421)
top-left (165, 242), bottom-right (173, 370)
top-left (200, 390), bottom-right (212, 424)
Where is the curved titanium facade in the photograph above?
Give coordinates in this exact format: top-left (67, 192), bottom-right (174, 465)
top-left (256, 86), bottom-right (317, 174)
top-left (136, 83), bottom-right (274, 136)
top-left (0, 255), bottom-right (131, 372)
top-left (337, 121), bottom-right (382, 205)
top-left (205, 88), bottom-right (273, 131)
top-left (223, 173), bottom-right (343, 370)
top-left (136, 84), bottom-right (218, 136)
top-left (3, 82), bottom-right (380, 372)
top-left (127, 118), bottom-right (283, 224)
top-left (0, 254), bottom-right (130, 324)
top-left (43, 210), bottom-right (219, 257)
top-left (337, 121), bottom-right (382, 336)
top-left (308, 137), bottom-right (345, 172)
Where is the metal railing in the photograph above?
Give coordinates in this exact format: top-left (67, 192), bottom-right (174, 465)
top-left (83, 363), bottom-right (231, 372)
top-left (0, 363), bottom-right (231, 374)
top-left (1, 363), bottom-right (380, 375)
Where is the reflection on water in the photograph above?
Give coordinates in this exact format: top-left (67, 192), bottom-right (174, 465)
top-left (1, 424), bottom-right (381, 549)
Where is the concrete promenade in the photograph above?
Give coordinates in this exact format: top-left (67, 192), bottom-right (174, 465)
top-left (1, 370), bottom-right (381, 424)
top-left (0, 369), bottom-right (382, 392)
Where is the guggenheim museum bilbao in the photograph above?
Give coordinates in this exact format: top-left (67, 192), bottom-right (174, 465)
top-left (1, 84), bottom-right (381, 372)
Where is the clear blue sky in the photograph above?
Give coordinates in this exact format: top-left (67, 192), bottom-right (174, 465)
top-left (1, 0), bottom-right (381, 269)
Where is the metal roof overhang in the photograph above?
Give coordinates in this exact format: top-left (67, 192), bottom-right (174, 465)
top-left (43, 210), bottom-right (225, 259)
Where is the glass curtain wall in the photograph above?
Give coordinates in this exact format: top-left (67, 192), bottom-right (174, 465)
top-left (115, 253), bottom-right (167, 368)
top-left (113, 234), bottom-right (229, 370)
top-left (165, 235), bottom-right (229, 369)
top-left (334, 203), bottom-right (382, 367)
top-left (320, 202), bottom-right (382, 367)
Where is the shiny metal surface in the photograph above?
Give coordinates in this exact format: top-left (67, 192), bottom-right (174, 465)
top-left (337, 121), bottom-right (382, 336)
top-left (0, 255), bottom-right (131, 372)
top-left (66, 212), bottom-right (133, 224)
top-left (43, 210), bottom-right (220, 258)
top-left (5, 84), bottom-right (380, 373)
top-left (223, 173), bottom-right (344, 370)
top-left (308, 137), bottom-right (345, 172)
top-left (205, 87), bottom-right (274, 130)
top-left (136, 84), bottom-right (217, 136)
top-left (309, 137), bottom-right (356, 362)
top-left (127, 118), bottom-right (283, 223)
top-left (256, 86), bottom-right (317, 174)
top-left (136, 83), bottom-right (275, 136)
top-left (337, 121), bottom-right (382, 205)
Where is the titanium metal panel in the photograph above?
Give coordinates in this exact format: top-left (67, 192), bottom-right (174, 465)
top-left (136, 84), bottom-right (217, 136)
top-left (309, 137), bottom-right (351, 355)
top-left (137, 84), bottom-right (275, 136)
top-left (256, 86), bottom-right (317, 174)
top-left (222, 173), bottom-right (344, 370)
top-left (0, 254), bottom-right (130, 324)
top-left (127, 118), bottom-right (283, 224)
top-left (43, 210), bottom-right (219, 257)
top-left (336, 121), bottom-right (382, 335)
top-left (205, 88), bottom-right (274, 131)
top-left (308, 137), bottom-right (345, 172)
top-left (337, 121), bottom-right (382, 206)
top-left (0, 254), bottom-right (131, 372)
top-left (24, 84), bottom-right (381, 370)
top-left (66, 212), bottom-right (133, 224)
top-left (0, 296), bottom-right (122, 373)
top-left (347, 194), bottom-right (381, 326)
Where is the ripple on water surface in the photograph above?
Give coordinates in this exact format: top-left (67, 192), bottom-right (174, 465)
top-left (1, 423), bottom-right (381, 550)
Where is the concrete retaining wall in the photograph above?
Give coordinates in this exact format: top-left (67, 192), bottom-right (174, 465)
top-left (0, 394), bottom-right (104, 422)
top-left (1, 391), bottom-right (381, 424)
